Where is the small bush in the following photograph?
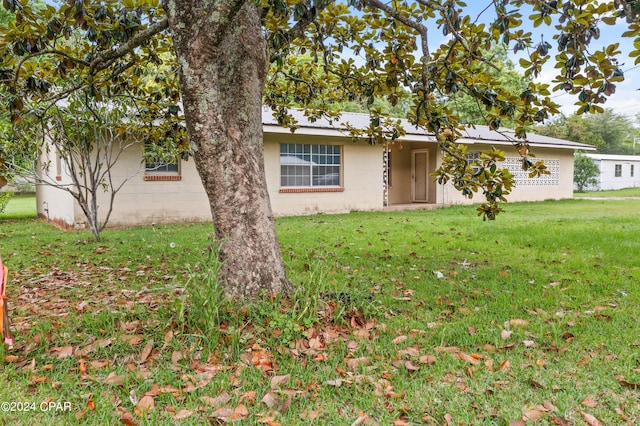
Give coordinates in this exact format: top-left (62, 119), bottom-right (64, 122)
top-left (0, 191), bottom-right (13, 214)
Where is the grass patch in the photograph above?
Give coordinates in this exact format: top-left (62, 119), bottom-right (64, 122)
top-left (0, 199), bottom-right (639, 425)
top-left (574, 187), bottom-right (640, 197)
top-left (0, 194), bottom-right (37, 220)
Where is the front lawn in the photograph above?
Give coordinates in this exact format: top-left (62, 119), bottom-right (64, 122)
top-left (0, 198), bottom-right (639, 425)
top-left (574, 187), bottom-right (640, 197)
top-left (0, 193), bottom-right (37, 220)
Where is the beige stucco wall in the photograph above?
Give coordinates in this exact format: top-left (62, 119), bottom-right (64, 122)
top-left (39, 137), bottom-right (576, 229)
top-left (44, 133), bottom-right (387, 228)
top-left (265, 133), bottom-right (385, 215)
top-left (439, 145), bottom-right (575, 205)
top-left (36, 149), bottom-right (76, 227)
top-left (104, 143), bottom-right (211, 226)
top-left (80, 142), bottom-right (211, 227)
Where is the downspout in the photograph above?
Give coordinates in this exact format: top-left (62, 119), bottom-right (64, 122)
top-left (383, 139), bottom-right (389, 207)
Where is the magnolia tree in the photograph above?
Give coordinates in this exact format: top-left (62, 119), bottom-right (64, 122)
top-left (2, 94), bottom-right (172, 239)
top-left (1, 0), bottom-right (638, 298)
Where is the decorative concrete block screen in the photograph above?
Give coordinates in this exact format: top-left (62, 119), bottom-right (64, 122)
top-left (503, 157), bottom-right (560, 186)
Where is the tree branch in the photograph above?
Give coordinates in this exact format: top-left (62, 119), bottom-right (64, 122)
top-left (268, 0), bottom-right (335, 63)
top-left (89, 17), bottom-right (169, 74)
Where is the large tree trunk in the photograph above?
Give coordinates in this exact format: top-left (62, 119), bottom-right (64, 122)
top-left (163, 0), bottom-right (291, 298)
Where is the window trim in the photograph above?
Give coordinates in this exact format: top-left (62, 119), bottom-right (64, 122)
top-left (614, 164), bottom-right (622, 178)
top-left (144, 143), bottom-right (182, 181)
top-left (279, 143), bottom-right (343, 192)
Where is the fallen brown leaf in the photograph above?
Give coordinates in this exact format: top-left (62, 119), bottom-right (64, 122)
top-left (579, 411), bottom-right (603, 426)
top-left (404, 360), bottom-right (420, 371)
top-left (239, 390), bottom-right (257, 405)
top-left (55, 345), bottom-right (75, 359)
top-left (121, 335), bottom-right (144, 346)
top-left (171, 350), bottom-right (183, 363)
top-left (262, 392), bottom-right (280, 409)
top-left (618, 379), bottom-right (640, 390)
top-left (139, 340), bottom-right (154, 364)
top-left (346, 357), bottom-right (370, 371)
top-left (134, 395), bottom-right (154, 417)
top-left (498, 359), bottom-right (511, 371)
top-left (104, 372), bottom-right (126, 386)
top-left (509, 319), bottom-right (529, 327)
top-left (302, 409), bottom-right (323, 420)
top-left (523, 407), bottom-right (546, 421)
top-left (543, 400), bottom-right (558, 412)
top-left (615, 405), bottom-right (628, 421)
top-left (209, 407), bottom-right (234, 419)
top-left (257, 415), bottom-right (282, 426)
top-left (200, 391), bottom-right (231, 407)
top-left (581, 397), bottom-right (598, 408)
top-left (392, 335), bottom-right (408, 345)
top-left (419, 354), bottom-right (437, 365)
top-left (270, 374), bottom-right (290, 389)
top-left (529, 378), bottom-right (545, 389)
top-left (89, 360), bottom-right (109, 369)
top-left (444, 413), bottom-right (454, 425)
top-left (458, 352), bottom-right (479, 365)
top-left (173, 409), bottom-right (194, 420)
top-left (549, 416), bottom-right (572, 426)
top-left (120, 412), bottom-right (137, 425)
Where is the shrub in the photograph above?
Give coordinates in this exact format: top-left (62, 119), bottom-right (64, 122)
top-left (574, 153), bottom-right (600, 192)
top-left (0, 191), bottom-right (13, 214)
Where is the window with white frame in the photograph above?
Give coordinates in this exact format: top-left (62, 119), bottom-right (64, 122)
top-left (280, 143), bottom-right (341, 187)
top-left (615, 164), bottom-right (622, 177)
top-left (631, 164), bottom-right (635, 177)
top-left (467, 152), bottom-right (481, 174)
top-left (144, 141), bottom-right (180, 179)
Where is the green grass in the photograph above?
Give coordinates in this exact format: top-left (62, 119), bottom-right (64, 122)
top-left (574, 186), bottom-right (640, 197)
top-left (0, 194), bottom-right (37, 220)
top-left (0, 198), bottom-right (639, 425)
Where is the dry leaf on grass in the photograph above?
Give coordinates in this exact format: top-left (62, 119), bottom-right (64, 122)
top-left (346, 357), bottom-right (370, 371)
top-left (173, 409), bottom-right (194, 420)
top-left (53, 345), bottom-right (74, 359)
top-left (201, 391), bottom-right (231, 407)
top-left (509, 319), bottom-right (529, 327)
top-left (139, 340), bottom-right (154, 364)
top-left (457, 352), bottom-right (479, 365)
top-left (121, 335), bottom-right (144, 345)
top-left (270, 374), bottom-right (290, 389)
top-left (104, 372), bottom-right (126, 385)
top-left (580, 411), bottom-right (603, 426)
top-left (419, 354), bottom-right (436, 365)
top-left (134, 395), bottom-right (154, 417)
top-left (392, 335), bottom-right (407, 345)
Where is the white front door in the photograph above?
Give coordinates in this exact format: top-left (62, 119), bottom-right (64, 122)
top-left (412, 150), bottom-right (429, 202)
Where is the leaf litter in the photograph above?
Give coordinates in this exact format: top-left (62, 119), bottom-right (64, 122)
top-left (2, 235), bottom-right (639, 424)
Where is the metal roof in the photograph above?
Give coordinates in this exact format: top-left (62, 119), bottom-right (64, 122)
top-left (262, 108), bottom-right (596, 151)
top-left (585, 153), bottom-right (640, 161)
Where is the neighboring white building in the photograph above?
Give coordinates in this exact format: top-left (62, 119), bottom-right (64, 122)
top-left (36, 109), bottom-right (594, 228)
top-left (583, 154), bottom-right (640, 191)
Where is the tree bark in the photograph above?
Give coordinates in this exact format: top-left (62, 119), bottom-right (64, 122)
top-left (163, 0), bottom-right (291, 298)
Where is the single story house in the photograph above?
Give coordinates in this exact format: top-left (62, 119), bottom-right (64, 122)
top-left (582, 153), bottom-right (640, 191)
top-left (36, 109), bottom-right (594, 228)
